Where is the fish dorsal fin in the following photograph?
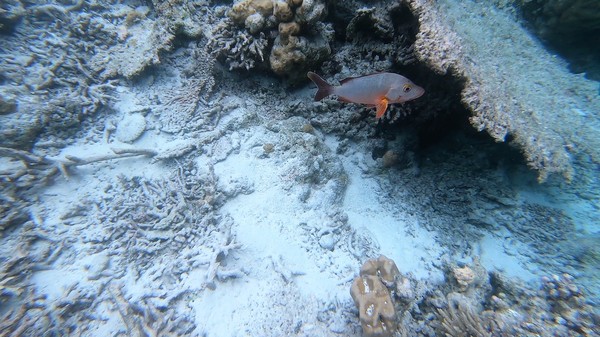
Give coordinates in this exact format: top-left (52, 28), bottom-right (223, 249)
top-left (340, 72), bottom-right (387, 85)
top-left (339, 76), bottom-right (361, 85)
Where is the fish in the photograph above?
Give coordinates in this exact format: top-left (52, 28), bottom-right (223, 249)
top-left (307, 72), bottom-right (425, 119)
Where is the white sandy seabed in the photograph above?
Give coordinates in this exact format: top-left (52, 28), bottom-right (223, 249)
top-left (23, 88), bottom-right (545, 336)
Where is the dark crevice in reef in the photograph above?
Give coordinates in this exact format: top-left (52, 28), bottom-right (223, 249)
top-left (209, 0), bottom-right (234, 6)
top-left (375, 64), bottom-right (532, 176)
top-left (326, 2), bottom-right (355, 42)
top-left (390, 2), bottom-right (419, 42)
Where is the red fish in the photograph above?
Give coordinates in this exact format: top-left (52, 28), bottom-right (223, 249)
top-left (307, 72), bottom-right (425, 119)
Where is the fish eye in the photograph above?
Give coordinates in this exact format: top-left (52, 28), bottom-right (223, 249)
top-left (403, 84), bottom-right (411, 93)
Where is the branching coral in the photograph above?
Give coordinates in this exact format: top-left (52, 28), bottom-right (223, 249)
top-left (155, 42), bottom-right (217, 133)
top-left (108, 283), bottom-right (197, 336)
top-left (436, 292), bottom-right (492, 337)
top-left (208, 0), bottom-right (332, 79)
top-left (208, 19), bottom-right (268, 71)
top-left (0, 146), bottom-right (157, 187)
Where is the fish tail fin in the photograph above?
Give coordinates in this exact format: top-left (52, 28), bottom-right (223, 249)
top-left (307, 72), bottom-right (334, 101)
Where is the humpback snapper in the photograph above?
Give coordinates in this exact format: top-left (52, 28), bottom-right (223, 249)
top-left (307, 72), bottom-right (425, 119)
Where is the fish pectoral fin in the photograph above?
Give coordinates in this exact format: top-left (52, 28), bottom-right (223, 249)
top-left (375, 97), bottom-right (389, 119)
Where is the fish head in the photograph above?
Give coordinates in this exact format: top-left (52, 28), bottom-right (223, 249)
top-left (387, 81), bottom-right (425, 103)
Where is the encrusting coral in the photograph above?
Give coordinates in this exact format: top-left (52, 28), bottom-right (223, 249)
top-left (351, 255), bottom-right (400, 337)
top-left (360, 255), bottom-right (400, 288)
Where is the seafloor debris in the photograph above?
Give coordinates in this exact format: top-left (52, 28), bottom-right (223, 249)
top-left (108, 283), bottom-right (197, 336)
top-left (0, 146), bottom-right (156, 186)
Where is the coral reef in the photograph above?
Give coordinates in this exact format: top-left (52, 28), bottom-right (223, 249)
top-left (208, 0), bottom-right (333, 80)
top-left (351, 255), bottom-right (400, 337)
top-left (150, 0), bottom-right (213, 38)
top-left (0, 0), bottom-right (121, 148)
top-left (436, 292), bottom-right (493, 337)
top-left (405, 0), bottom-right (600, 182)
top-left (108, 283), bottom-right (197, 336)
top-left (208, 19), bottom-right (269, 71)
top-left (0, 0), bottom-right (219, 150)
top-left (269, 21), bottom-right (332, 80)
top-left (148, 41), bottom-right (218, 134)
top-left (1, 0), bottom-right (599, 336)
top-left (351, 274), bottom-right (396, 337)
top-left (539, 273), bottom-right (598, 334)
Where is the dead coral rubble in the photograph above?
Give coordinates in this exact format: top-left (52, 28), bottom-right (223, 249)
top-left (348, 257), bottom-right (599, 337)
top-left (109, 283), bottom-right (196, 336)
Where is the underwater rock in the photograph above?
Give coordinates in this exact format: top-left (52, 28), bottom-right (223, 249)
top-left (318, 231), bottom-right (337, 251)
top-left (520, 0), bottom-right (600, 38)
top-left (115, 113), bottom-right (146, 143)
top-left (0, 93), bottom-right (17, 115)
top-left (0, 96), bottom-right (42, 149)
top-left (150, 0), bottom-right (208, 38)
top-left (518, 0), bottom-right (600, 79)
top-left (406, 0), bottom-right (600, 181)
top-left (381, 150), bottom-right (398, 168)
top-left (395, 276), bottom-right (415, 302)
top-left (0, 0), bottom-right (25, 33)
top-left (89, 18), bottom-right (174, 80)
